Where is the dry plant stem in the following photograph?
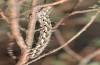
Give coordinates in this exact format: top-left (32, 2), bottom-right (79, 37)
top-left (25, 0), bottom-right (38, 48)
top-left (78, 49), bottom-right (100, 65)
top-left (8, 0), bottom-right (27, 51)
top-left (25, 11), bottom-right (99, 65)
top-left (53, 8), bottom-right (100, 29)
top-left (54, 29), bottom-right (82, 60)
top-left (38, 0), bottom-right (68, 8)
top-left (69, 8), bottom-right (100, 16)
top-left (8, 0), bottom-right (29, 65)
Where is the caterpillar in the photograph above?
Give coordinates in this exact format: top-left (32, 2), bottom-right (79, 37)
top-left (29, 6), bottom-right (53, 58)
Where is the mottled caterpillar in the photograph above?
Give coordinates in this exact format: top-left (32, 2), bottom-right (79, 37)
top-left (7, 6), bottom-right (53, 59)
top-left (29, 6), bottom-right (53, 58)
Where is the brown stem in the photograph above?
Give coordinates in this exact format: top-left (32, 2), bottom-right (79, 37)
top-left (38, 0), bottom-right (69, 7)
top-left (16, 49), bottom-right (29, 65)
top-left (25, 0), bottom-right (38, 48)
top-left (7, 0), bottom-right (29, 65)
top-left (19, 0), bottom-right (69, 16)
top-left (8, 0), bottom-right (27, 50)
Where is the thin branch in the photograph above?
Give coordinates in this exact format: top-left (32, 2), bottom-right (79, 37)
top-left (8, 0), bottom-right (27, 50)
top-left (7, 0), bottom-right (29, 65)
top-left (54, 29), bottom-right (82, 61)
top-left (69, 8), bottom-right (100, 16)
top-left (19, 6), bottom-right (100, 17)
top-left (26, 11), bottom-right (100, 65)
top-left (25, 0), bottom-right (38, 48)
top-left (20, 0), bottom-right (69, 16)
top-left (53, 8), bottom-right (100, 29)
top-left (38, 0), bottom-right (69, 8)
top-left (78, 49), bottom-right (100, 65)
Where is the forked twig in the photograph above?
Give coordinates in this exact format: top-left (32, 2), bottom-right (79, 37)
top-left (7, 0), bottom-right (28, 65)
top-left (25, 0), bottom-right (38, 48)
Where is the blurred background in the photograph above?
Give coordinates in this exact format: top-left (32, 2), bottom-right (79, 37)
top-left (0, 0), bottom-right (100, 65)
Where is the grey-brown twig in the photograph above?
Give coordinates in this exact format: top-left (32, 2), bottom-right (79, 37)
top-left (7, 0), bottom-right (28, 65)
top-left (25, 0), bottom-right (38, 48)
top-left (38, 0), bottom-right (69, 8)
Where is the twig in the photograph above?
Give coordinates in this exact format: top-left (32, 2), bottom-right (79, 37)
top-left (8, 0), bottom-right (27, 51)
top-left (20, 5), bottom-right (100, 17)
top-left (78, 49), bottom-right (100, 65)
top-left (7, 0), bottom-right (29, 65)
top-left (26, 10), bottom-right (100, 65)
top-left (20, 0), bottom-right (69, 16)
top-left (25, 0), bottom-right (38, 48)
top-left (38, 0), bottom-right (69, 8)
top-left (54, 29), bottom-right (82, 61)
top-left (69, 8), bottom-right (100, 16)
top-left (53, 8), bottom-right (100, 29)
